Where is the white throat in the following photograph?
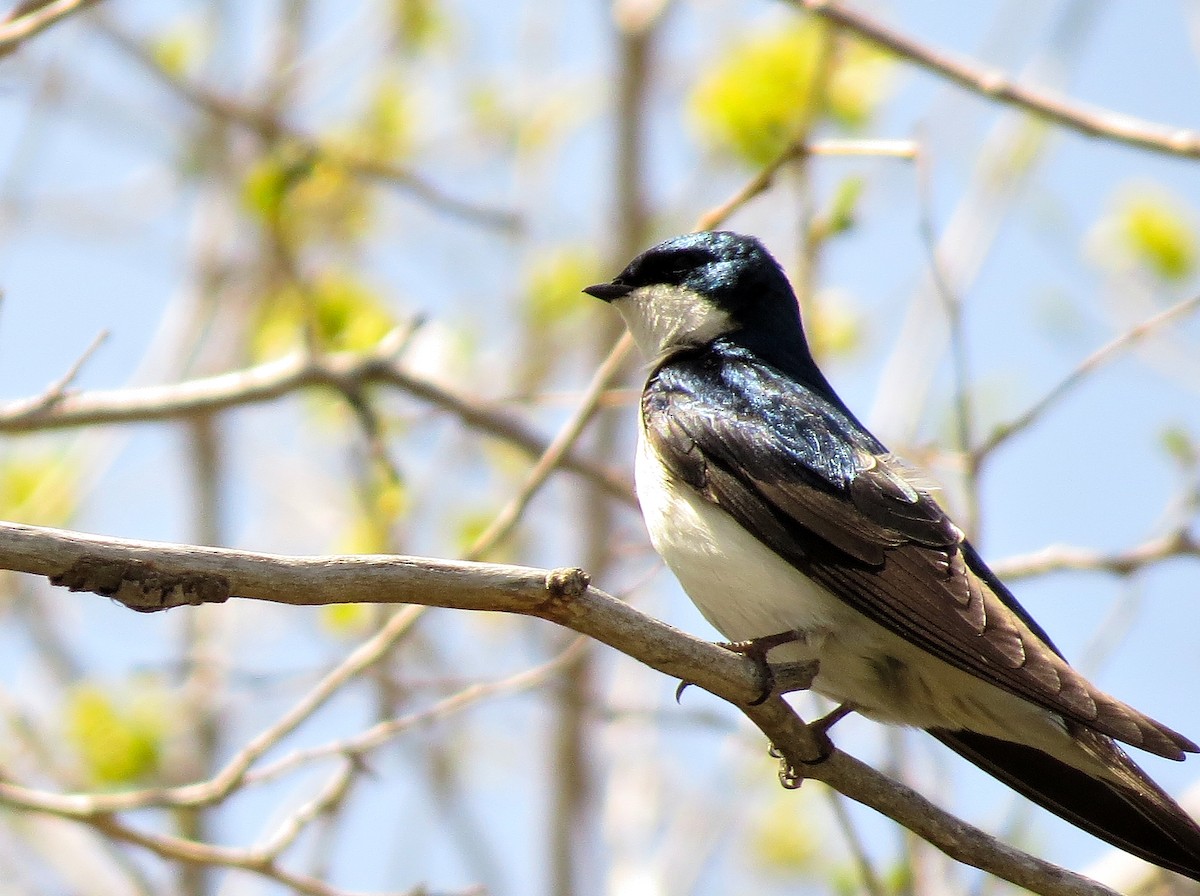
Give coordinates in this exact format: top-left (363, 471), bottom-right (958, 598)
top-left (614, 284), bottom-right (734, 361)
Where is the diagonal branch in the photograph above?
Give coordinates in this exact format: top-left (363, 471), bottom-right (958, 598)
top-left (0, 0), bottom-right (101, 57)
top-left (976, 291), bottom-right (1200, 460)
top-left (0, 520), bottom-right (1120, 895)
top-left (791, 0), bottom-right (1200, 158)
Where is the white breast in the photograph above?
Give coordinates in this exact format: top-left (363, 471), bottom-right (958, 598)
top-left (634, 429), bottom-right (854, 653)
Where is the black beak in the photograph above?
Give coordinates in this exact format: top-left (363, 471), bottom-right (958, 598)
top-left (583, 281), bottom-right (633, 303)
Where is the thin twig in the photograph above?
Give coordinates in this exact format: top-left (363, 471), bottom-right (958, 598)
top-left (87, 813), bottom-right (387, 896)
top-left (914, 145), bottom-right (980, 536)
top-left (792, 0), bottom-right (1200, 159)
top-left (976, 292), bottom-right (1200, 458)
top-left (993, 528), bottom-right (1200, 580)
top-left (94, 22), bottom-right (519, 232)
top-left (466, 332), bottom-right (635, 558)
top-left (258, 760), bottom-right (356, 858)
top-left (823, 788), bottom-right (888, 896)
top-left (245, 638), bottom-right (588, 788)
top-left (0, 0), bottom-right (100, 57)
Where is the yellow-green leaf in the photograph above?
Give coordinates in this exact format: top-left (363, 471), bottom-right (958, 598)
top-left (0, 451), bottom-right (76, 526)
top-left (252, 271), bottom-right (397, 359)
top-left (807, 290), bottom-right (863, 359)
top-left (149, 19), bottom-right (207, 78)
top-left (1161, 425), bottom-right (1197, 469)
top-left (812, 176), bottom-right (864, 241)
top-left (1119, 188), bottom-right (1197, 282)
top-left (242, 147), bottom-right (371, 246)
top-left (66, 684), bottom-right (164, 787)
top-left (321, 603), bottom-right (373, 638)
top-left (340, 78), bottom-right (414, 162)
top-left (690, 20), bottom-right (891, 166)
top-left (524, 248), bottom-right (599, 328)
top-left (747, 792), bottom-right (817, 874)
top-left (390, 0), bottom-right (448, 53)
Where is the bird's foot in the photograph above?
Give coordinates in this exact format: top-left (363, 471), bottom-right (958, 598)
top-left (721, 630), bottom-right (813, 705)
top-left (769, 703), bottom-right (856, 787)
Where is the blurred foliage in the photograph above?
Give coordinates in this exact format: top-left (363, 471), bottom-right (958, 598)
top-left (1090, 182), bottom-right (1198, 282)
top-left (253, 271), bottom-right (398, 358)
top-left (516, 247), bottom-right (601, 391)
top-left (65, 682), bottom-right (165, 787)
top-left (807, 289), bottom-right (863, 360)
top-left (321, 602), bottom-right (374, 638)
top-left (983, 116), bottom-right (1050, 184)
top-left (522, 247), bottom-right (598, 329)
top-left (338, 77), bottom-right (415, 163)
top-left (1119, 189), bottom-right (1196, 282)
top-left (340, 474), bottom-right (409, 554)
top-left (244, 147), bottom-right (374, 246)
top-left (690, 19), bottom-right (892, 166)
top-left (389, 0), bottom-right (450, 53)
top-left (831, 860), bottom-right (911, 896)
top-left (746, 790), bottom-right (818, 874)
top-left (813, 175), bottom-right (864, 241)
top-left (148, 18), bottom-right (208, 79)
top-left (1161, 424), bottom-right (1198, 470)
top-left (0, 451), bottom-right (76, 526)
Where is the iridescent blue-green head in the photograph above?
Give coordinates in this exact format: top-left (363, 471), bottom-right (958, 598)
top-left (584, 231), bottom-right (823, 384)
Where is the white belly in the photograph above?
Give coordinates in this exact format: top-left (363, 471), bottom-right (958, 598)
top-left (633, 431), bottom-right (1075, 753)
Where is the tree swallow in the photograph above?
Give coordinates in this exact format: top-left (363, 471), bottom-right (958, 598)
top-left (585, 231), bottom-right (1200, 880)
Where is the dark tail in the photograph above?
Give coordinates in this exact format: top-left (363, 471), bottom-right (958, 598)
top-left (928, 727), bottom-right (1200, 882)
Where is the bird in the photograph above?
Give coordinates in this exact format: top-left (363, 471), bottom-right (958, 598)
top-left (584, 230), bottom-right (1200, 881)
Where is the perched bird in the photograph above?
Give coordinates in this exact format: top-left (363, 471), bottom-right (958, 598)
top-left (584, 231), bottom-right (1200, 880)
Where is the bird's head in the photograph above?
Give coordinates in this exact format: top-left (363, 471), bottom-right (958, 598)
top-left (584, 231), bottom-right (810, 366)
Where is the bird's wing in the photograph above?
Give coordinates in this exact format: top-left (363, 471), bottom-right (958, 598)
top-left (643, 350), bottom-right (1194, 759)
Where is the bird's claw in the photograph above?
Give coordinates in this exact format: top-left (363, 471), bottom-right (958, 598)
top-left (768, 704), bottom-right (855, 787)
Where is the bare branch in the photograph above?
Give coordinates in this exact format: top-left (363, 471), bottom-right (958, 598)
top-left (0, 521), bottom-right (1122, 895)
top-left (0, 345), bottom-right (635, 506)
top-left (977, 292), bottom-right (1200, 459)
top-left (16, 329), bottom-right (109, 417)
top-left (88, 813), bottom-right (390, 896)
top-left (257, 760), bottom-right (356, 859)
top-left (0, 0), bottom-right (100, 58)
top-left (694, 136), bottom-right (918, 233)
top-left (94, 22), bottom-right (519, 232)
top-left (792, 0), bottom-right (1200, 158)
top-left (993, 528), bottom-right (1200, 580)
top-left (245, 639), bottom-right (588, 788)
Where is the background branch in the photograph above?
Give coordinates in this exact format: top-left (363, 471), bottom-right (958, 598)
top-left (0, 0), bottom-right (100, 57)
top-left (795, 0), bottom-right (1200, 158)
top-left (0, 344), bottom-right (635, 505)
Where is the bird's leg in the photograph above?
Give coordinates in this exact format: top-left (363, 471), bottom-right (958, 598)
top-left (796, 702), bottom-right (856, 764)
top-left (722, 630), bottom-right (814, 705)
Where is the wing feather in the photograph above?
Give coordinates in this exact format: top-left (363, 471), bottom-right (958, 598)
top-left (643, 346), bottom-right (1195, 759)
